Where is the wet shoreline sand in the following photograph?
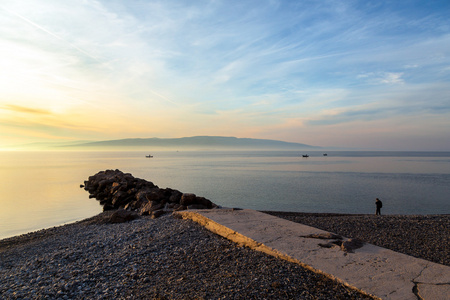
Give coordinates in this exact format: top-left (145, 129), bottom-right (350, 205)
top-left (1, 211), bottom-right (448, 299)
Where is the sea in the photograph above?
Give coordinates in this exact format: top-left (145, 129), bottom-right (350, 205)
top-left (1, 150), bottom-right (449, 239)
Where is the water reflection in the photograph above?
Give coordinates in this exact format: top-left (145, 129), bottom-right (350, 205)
top-left (0, 150), bottom-right (449, 239)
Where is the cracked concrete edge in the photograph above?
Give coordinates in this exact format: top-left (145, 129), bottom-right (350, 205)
top-left (416, 283), bottom-right (450, 300)
top-left (414, 263), bottom-right (450, 300)
top-left (174, 210), bottom-right (381, 300)
top-left (415, 262), bottom-right (450, 285)
top-left (412, 263), bottom-right (428, 300)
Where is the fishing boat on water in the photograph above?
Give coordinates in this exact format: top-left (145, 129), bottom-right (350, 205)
top-left (145, 155), bottom-right (153, 158)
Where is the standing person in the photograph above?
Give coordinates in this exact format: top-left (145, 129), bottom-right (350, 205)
top-left (375, 198), bottom-right (382, 215)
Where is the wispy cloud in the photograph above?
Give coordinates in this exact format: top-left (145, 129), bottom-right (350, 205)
top-left (1, 104), bottom-right (51, 115)
top-left (358, 72), bottom-right (404, 85)
top-left (0, 5), bottom-right (101, 63)
top-left (0, 0), bottom-right (449, 149)
top-left (379, 73), bottom-right (404, 84)
top-left (307, 81), bottom-right (450, 126)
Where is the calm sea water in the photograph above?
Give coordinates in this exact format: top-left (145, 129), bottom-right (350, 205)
top-left (1, 150), bottom-right (449, 239)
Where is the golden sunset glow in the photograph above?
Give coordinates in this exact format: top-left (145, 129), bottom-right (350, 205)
top-left (1, 1), bottom-right (450, 150)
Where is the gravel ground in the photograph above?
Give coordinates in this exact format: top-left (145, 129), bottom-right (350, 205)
top-left (0, 211), bottom-right (372, 300)
top-left (265, 212), bottom-right (450, 266)
top-left (2, 211), bottom-right (448, 299)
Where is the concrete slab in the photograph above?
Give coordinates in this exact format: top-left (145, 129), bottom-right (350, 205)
top-left (175, 209), bottom-right (450, 300)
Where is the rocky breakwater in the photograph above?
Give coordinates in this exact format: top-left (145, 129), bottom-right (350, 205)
top-left (82, 169), bottom-right (219, 219)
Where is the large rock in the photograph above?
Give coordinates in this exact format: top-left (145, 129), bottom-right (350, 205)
top-left (83, 169), bottom-right (219, 218)
top-left (180, 193), bottom-right (196, 206)
top-left (140, 201), bottom-right (164, 215)
top-left (108, 209), bottom-right (139, 223)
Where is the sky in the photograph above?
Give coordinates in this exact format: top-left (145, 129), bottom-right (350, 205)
top-left (1, 0), bottom-right (450, 150)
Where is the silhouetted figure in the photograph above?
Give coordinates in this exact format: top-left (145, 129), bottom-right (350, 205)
top-left (375, 198), bottom-right (382, 215)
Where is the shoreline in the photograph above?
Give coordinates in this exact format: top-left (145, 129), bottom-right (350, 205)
top-left (2, 211), bottom-right (449, 243)
top-left (1, 210), bottom-right (448, 299)
top-left (2, 211), bottom-right (449, 265)
top-left (2, 211), bottom-right (449, 241)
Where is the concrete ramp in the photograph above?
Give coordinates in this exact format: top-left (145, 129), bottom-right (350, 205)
top-left (174, 209), bottom-right (450, 300)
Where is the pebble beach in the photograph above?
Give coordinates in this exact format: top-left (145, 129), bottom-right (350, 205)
top-left (265, 212), bottom-right (450, 267)
top-left (1, 211), bottom-right (448, 299)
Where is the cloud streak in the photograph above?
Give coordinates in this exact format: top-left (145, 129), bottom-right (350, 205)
top-left (1, 104), bottom-right (51, 115)
top-left (0, 0), bottom-right (449, 150)
top-left (0, 5), bottom-right (101, 63)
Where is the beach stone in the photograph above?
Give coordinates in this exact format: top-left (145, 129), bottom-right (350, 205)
top-left (5, 211), bottom-right (447, 299)
top-left (145, 189), bottom-right (167, 203)
top-left (180, 193), bottom-right (196, 206)
top-left (111, 191), bottom-right (129, 206)
top-left (123, 199), bottom-right (145, 211)
top-left (195, 197), bottom-right (213, 209)
top-left (111, 182), bottom-right (121, 192)
top-left (188, 204), bottom-right (208, 210)
top-left (175, 205), bottom-right (187, 211)
top-left (151, 210), bottom-right (165, 219)
top-left (84, 170), bottom-right (218, 218)
top-left (135, 190), bottom-right (151, 202)
top-left (108, 210), bottom-right (139, 223)
top-left (169, 190), bottom-right (182, 203)
top-left (167, 203), bottom-right (177, 209)
top-left (140, 202), bottom-right (164, 215)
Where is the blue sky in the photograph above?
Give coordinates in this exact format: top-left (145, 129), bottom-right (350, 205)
top-left (0, 0), bottom-right (449, 150)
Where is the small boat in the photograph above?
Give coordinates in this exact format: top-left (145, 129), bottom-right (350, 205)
top-left (302, 154), bottom-right (309, 158)
top-left (145, 155), bottom-right (153, 158)
top-left (323, 153), bottom-right (328, 156)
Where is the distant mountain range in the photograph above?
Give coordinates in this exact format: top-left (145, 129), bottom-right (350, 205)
top-left (66, 136), bottom-right (319, 150)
